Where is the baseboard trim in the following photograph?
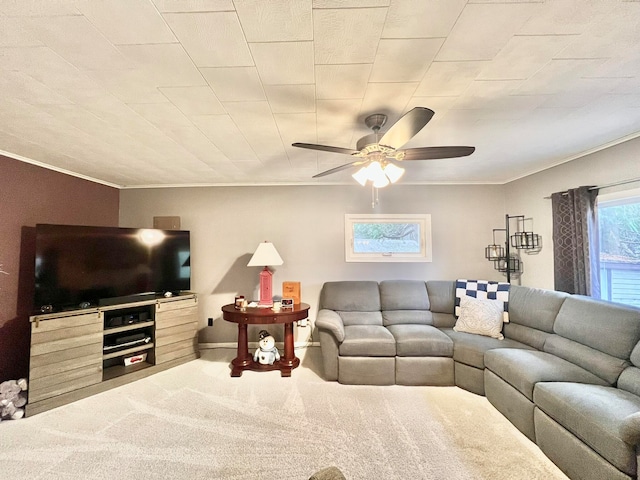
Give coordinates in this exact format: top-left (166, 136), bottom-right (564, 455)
top-left (199, 342), bottom-right (320, 349)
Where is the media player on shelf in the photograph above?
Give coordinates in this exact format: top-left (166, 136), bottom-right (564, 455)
top-left (103, 333), bottom-right (151, 352)
top-left (105, 310), bottom-right (149, 328)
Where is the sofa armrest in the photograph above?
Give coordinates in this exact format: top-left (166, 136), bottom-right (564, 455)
top-left (316, 309), bottom-right (345, 343)
top-left (620, 412), bottom-right (640, 445)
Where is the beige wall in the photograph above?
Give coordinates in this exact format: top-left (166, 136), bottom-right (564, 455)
top-left (119, 135), bottom-right (640, 344)
top-left (2, 135), bottom-right (636, 372)
top-left (119, 184), bottom-right (505, 345)
top-left (504, 136), bottom-right (640, 289)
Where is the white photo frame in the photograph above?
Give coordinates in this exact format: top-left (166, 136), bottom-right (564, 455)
top-left (345, 214), bottom-right (432, 263)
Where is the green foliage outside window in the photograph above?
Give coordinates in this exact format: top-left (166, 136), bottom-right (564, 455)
top-left (353, 222), bottom-right (420, 253)
top-left (600, 203), bottom-right (640, 260)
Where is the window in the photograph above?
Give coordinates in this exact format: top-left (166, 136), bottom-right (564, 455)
top-left (345, 214), bottom-right (432, 262)
top-left (598, 188), bottom-right (640, 307)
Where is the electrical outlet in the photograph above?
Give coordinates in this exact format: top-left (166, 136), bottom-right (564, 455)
top-left (208, 317), bottom-right (213, 327)
top-left (298, 318), bottom-right (308, 327)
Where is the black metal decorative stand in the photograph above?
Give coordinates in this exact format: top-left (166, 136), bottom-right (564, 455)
top-left (485, 214), bottom-right (541, 282)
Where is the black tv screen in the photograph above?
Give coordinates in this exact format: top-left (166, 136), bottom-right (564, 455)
top-left (34, 224), bottom-right (191, 311)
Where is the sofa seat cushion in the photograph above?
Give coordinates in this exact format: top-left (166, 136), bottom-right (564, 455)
top-left (339, 325), bottom-right (396, 356)
top-left (441, 328), bottom-right (531, 368)
top-left (534, 382), bottom-right (640, 476)
top-left (485, 349), bottom-right (608, 401)
top-left (387, 324), bottom-right (453, 357)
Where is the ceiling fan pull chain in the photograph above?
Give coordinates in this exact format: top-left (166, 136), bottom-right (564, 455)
top-left (371, 185), bottom-right (379, 208)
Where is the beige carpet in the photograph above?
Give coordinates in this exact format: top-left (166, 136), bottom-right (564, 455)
top-left (0, 348), bottom-right (568, 479)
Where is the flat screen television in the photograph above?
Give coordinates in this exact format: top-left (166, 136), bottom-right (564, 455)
top-left (34, 224), bottom-right (191, 312)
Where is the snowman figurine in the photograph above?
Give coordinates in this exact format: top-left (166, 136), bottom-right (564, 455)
top-left (254, 330), bottom-right (280, 365)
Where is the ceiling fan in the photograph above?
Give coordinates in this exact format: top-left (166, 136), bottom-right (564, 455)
top-left (292, 107), bottom-right (475, 186)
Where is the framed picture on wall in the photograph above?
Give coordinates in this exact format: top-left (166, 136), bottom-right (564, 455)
top-left (344, 214), bottom-right (432, 263)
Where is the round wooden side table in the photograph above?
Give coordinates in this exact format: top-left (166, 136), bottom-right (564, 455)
top-left (221, 303), bottom-right (310, 377)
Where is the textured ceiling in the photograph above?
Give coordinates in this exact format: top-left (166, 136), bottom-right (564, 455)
top-left (1, 0), bottom-right (640, 188)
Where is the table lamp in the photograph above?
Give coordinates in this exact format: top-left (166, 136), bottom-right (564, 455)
top-left (247, 241), bottom-right (283, 307)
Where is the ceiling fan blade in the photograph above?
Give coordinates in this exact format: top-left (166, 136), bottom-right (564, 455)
top-left (378, 107), bottom-right (434, 149)
top-left (400, 146), bottom-right (475, 161)
top-left (312, 159), bottom-right (367, 178)
top-left (292, 142), bottom-right (359, 156)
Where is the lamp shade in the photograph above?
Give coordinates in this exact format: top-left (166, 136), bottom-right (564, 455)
top-left (352, 166), bottom-right (369, 186)
top-left (383, 162), bottom-right (405, 183)
top-left (247, 242), bottom-right (283, 267)
top-left (351, 160), bottom-right (405, 188)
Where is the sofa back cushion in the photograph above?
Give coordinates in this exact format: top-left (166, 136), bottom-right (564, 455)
top-left (380, 280), bottom-right (433, 326)
top-left (544, 335), bottom-right (630, 385)
top-left (508, 285), bottom-right (567, 332)
top-left (618, 342), bottom-right (640, 397)
top-left (380, 280), bottom-right (429, 310)
top-left (502, 323), bottom-right (550, 351)
top-left (319, 281), bottom-right (383, 326)
top-left (337, 311), bottom-right (384, 326)
top-left (319, 281), bottom-right (381, 312)
top-left (553, 296), bottom-right (640, 359)
top-left (543, 296), bottom-right (640, 384)
top-left (383, 310), bottom-right (433, 326)
top-left (502, 285), bottom-right (567, 349)
top-left (426, 280), bottom-right (457, 328)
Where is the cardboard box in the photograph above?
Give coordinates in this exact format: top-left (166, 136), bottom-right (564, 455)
top-left (124, 352), bottom-right (147, 366)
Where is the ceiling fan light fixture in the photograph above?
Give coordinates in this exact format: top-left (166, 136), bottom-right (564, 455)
top-left (352, 166), bottom-right (369, 186)
top-left (294, 107), bottom-right (475, 182)
top-left (373, 175), bottom-right (390, 189)
top-left (383, 162), bottom-right (404, 183)
top-left (352, 160), bottom-right (404, 188)
top-left (367, 160), bottom-right (384, 176)
top-left (367, 161), bottom-right (390, 188)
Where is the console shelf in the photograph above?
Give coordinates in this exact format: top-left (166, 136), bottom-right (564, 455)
top-left (27, 294), bottom-right (198, 416)
top-left (104, 320), bottom-right (155, 336)
top-left (103, 342), bottom-right (154, 361)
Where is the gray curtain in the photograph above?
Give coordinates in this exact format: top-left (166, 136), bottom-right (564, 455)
top-left (551, 186), bottom-right (600, 296)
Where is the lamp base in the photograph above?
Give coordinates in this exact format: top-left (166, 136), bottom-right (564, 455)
top-left (257, 266), bottom-right (274, 307)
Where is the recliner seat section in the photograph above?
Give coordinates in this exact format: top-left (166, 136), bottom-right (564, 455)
top-left (379, 280), bottom-right (454, 386)
top-left (442, 331), bottom-right (533, 395)
top-left (444, 285), bottom-right (568, 395)
top-left (485, 294), bottom-right (640, 445)
top-left (534, 381), bottom-right (640, 480)
top-left (531, 329), bottom-right (640, 480)
top-left (484, 348), bottom-right (609, 441)
top-left (317, 281), bottom-right (396, 385)
top-left (315, 279), bottom-right (640, 480)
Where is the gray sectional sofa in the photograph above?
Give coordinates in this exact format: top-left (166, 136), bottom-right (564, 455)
top-left (315, 280), bottom-right (640, 480)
